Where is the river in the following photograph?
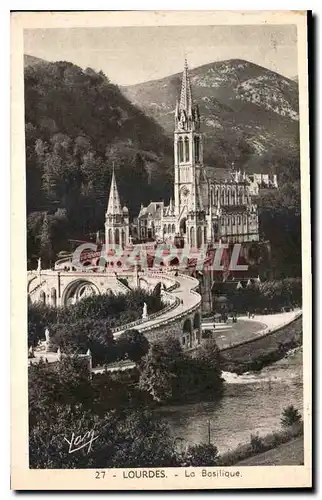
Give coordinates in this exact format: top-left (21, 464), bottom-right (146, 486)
top-left (156, 347), bottom-right (303, 454)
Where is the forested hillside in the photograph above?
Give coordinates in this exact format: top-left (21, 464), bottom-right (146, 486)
top-left (25, 61), bottom-right (173, 267)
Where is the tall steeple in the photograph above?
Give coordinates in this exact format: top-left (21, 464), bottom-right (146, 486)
top-left (175, 58), bottom-right (200, 133)
top-left (105, 165), bottom-right (130, 249)
top-left (179, 58), bottom-right (193, 116)
top-left (106, 165), bottom-right (122, 216)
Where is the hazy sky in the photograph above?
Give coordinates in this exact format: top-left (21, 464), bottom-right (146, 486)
top-left (24, 25), bottom-right (297, 85)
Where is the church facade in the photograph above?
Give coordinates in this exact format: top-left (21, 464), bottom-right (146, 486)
top-left (136, 59), bottom-right (277, 247)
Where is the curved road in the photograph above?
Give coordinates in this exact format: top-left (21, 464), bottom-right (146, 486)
top-left (114, 272), bottom-right (201, 337)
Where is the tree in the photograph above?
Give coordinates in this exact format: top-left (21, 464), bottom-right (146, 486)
top-left (188, 338), bottom-right (224, 396)
top-left (280, 405), bottom-right (302, 428)
top-left (39, 213), bottom-right (53, 266)
top-left (117, 329), bottom-right (149, 362)
top-left (138, 337), bottom-right (183, 403)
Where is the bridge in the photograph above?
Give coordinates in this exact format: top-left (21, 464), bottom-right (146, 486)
top-left (27, 268), bottom-right (202, 349)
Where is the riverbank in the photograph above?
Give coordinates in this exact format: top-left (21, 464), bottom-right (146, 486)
top-left (220, 316), bottom-right (302, 374)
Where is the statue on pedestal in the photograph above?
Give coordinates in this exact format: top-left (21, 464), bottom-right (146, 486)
top-left (44, 327), bottom-right (51, 353)
top-left (142, 302), bottom-right (148, 319)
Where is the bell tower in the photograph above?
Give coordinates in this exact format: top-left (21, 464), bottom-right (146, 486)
top-left (174, 59), bottom-right (207, 248)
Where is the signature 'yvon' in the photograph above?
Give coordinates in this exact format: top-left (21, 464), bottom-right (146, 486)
top-left (64, 430), bottom-right (99, 454)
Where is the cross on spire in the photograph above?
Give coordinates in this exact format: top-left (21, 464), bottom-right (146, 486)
top-left (179, 57), bottom-right (193, 116)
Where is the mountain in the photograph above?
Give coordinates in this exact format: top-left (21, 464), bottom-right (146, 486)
top-left (24, 54), bottom-right (47, 67)
top-left (122, 59), bottom-right (300, 173)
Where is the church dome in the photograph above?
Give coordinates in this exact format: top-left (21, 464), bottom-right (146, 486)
top-left (122, 206), bottom-right (129, 213)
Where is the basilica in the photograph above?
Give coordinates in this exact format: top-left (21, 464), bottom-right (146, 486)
top-left (105, 59), bottom-right (278, 249)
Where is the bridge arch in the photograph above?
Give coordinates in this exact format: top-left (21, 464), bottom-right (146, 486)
top-left (182, 317), bottom-right (193, 348)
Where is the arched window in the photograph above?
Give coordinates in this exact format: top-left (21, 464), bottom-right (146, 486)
top-left (172, 224), bottom-right (176, 234)
top-left (232, 216), bottom-right (235, 226)
top-left (197, 226), bottom-right (202, 248)
top-left (194, 136), bottom-right (200, 163)
top-left (40, 290), bottom-right (46, 305)
top-left (178, 137), bottom-right (184, 163)
top-left (115, 228), bottom-right (120, 245)
top-left (227, 188), bottom-right (231, 205)
top-left (108, 228), bottom-right (112, 244)
top-left (121, 229), bottom-right (125, 247)
top-left (231, 190), bottom-right (236, 205)
top-left (168, 223), bottom-right (171, 233)
top-left (237, 216), bottom-right (241, 225)
top-left (51, 288), bottom-right (57, 307)
top-left (164, 225), bottom-right (167, 233)
top-left (184, 137), bottom-right (189, 162)
top-left (221, 189), bottom-right (225, 205)
top-left (190, 227), bottom-right (195, 247)
top-left (204, 227), bottom-right (207, 243)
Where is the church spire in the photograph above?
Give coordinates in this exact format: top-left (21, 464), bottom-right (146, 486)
top-left (179, 58), bottom-right (193, 116)
top-left (106, 164), bottom-right (122, 216)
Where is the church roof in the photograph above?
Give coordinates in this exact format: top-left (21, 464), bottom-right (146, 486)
top-left (106, 168), bottom-right (122, 216)
top-left (138, 201), bottom-right (163, 219)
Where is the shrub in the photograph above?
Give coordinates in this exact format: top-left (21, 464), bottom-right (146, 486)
top-left (117, 329), bottom-right (149, 362)
top-left (250, 434), bottom-right (264, 454)
top-left (280, 405), bottom-right (302, 428)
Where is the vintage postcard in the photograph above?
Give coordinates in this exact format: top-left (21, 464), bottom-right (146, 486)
top-left (11, 10), bottom-right (312, 490)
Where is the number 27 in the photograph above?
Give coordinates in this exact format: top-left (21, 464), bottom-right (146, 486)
top-left (95, 471), bottom-right (105, 479)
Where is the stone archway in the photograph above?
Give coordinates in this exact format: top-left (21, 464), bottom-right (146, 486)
top-left (182, 318), bottom-right (193, 348)
top-left (193, 312), bottom-right (201, 344)
top-left (139, 277), bottom-right (149, 291)
top-left (61, 279), bottom-right (100, 306)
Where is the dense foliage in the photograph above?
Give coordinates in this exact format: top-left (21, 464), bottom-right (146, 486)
top-left (28, 289), bottom-right (162, 366)
top-left (25, 61), bottom-right (173, 267)
top-left (221, 277), bottom-right (302, 315)
top-left (258, 176), bottom-right (301, 278)
top-left (29, 356), bottom-right (221, 468)
top-left (138, 336), bottom-right (224, 403)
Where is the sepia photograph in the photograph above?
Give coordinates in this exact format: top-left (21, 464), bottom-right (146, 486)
top-left (11, 10), bottom-right (312, 490)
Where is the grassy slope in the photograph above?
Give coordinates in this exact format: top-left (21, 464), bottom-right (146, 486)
top-left (235, 436), bottom-right (304, 466)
